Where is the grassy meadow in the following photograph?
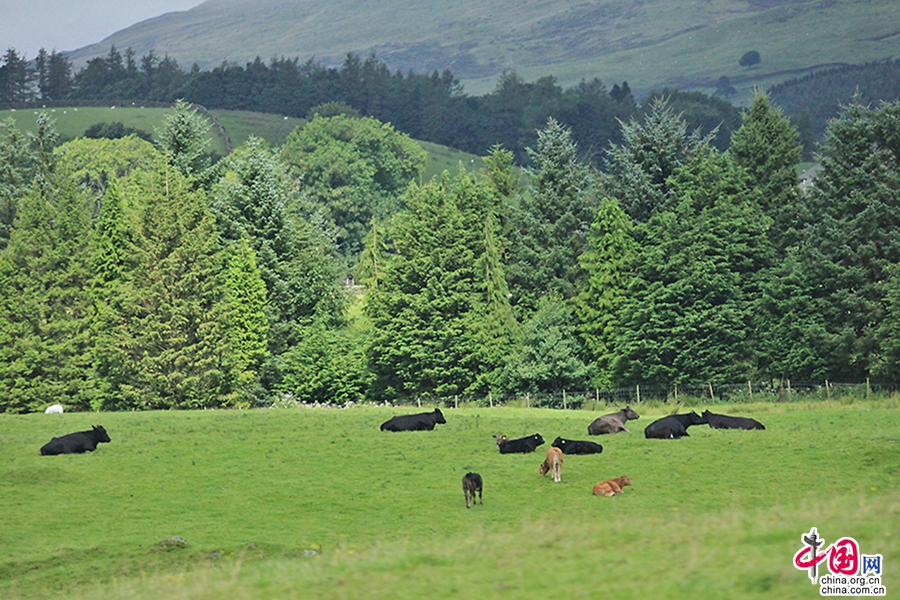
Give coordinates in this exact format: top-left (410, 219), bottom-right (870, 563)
top-left (1, 398), bottom-right (898, 598)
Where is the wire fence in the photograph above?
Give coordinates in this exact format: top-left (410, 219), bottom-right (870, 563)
top-left (380, 379), bottom-right (900, 410)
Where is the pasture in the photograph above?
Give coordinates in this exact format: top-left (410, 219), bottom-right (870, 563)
top-left (1, 399), bottom-right (898, 599)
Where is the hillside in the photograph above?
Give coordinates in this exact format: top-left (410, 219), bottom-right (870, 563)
top-left (65, 0), bottom-right (900, 100)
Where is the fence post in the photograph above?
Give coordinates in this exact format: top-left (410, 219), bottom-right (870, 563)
top-left (417, 397), bottom-right (421, 408)
top-left (674, 384), bottom-right (678, 403)
top-left (708, 382), bottom-right (714, 401)
top-left (826, 380), bottom-right (830, 400)
top-left (563, 389), bottom-right (567, 410)
top-left (636, 384), bottom-right (641, 404)
top-left (489, 392), bottom-right (493, 408)
top-left (454, 395), bottom-right (458, 409)
top-left (748, 380), bottom-right (753, 401)
top-left (787, 379), bottom-right (792, 398)
top-left (866, 377), bottom-right (871, 398)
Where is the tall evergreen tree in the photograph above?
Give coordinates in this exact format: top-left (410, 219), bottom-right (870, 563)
top-left (506, 118), bottom-right (596, 316)
top-left (730, 90), bottom-right (803, 249)
top-left (577, 197), bottom-right (636, 387)
top-left (0, 177), bottom-right (95, 412)
top-left (154, 99), bottom-right (212, 180)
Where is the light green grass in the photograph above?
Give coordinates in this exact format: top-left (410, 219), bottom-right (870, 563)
top-left (209, 110), bottom-right (306, 149)
top-left (1, 400), bottom-right (898, 598)
top-left (0, 106), bottom-right (229, 157)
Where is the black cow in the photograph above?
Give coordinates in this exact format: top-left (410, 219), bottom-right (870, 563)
top-left (588, 406), bottom-right (640, 435)
top-left (40, 425), bottom-right (111, 455)
top-left (380, 409), bottom-right (446, 432)
top-left (644, 411), bottom-right (707, 439)
top-left (462, 472), bottom-right (483, 508)
top-left (702, 410), bottom-right (765, 430)
top-left (551, 437), bottom-right (604, 455)
top-left (498, 433), bottom-right (545, 454)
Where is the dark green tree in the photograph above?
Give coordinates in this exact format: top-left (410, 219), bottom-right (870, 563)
top-left (577, 197), bottom-right (637, 387)
top-left (507, 118), bottom-right (597, 316)
top-left (730, 90), bottom-right (803, 248)
top-left (154, 99), bottom-right (212, 180)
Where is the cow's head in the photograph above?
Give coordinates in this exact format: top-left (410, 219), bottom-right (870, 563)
top-left (624, 406), bottom-right (640, 420)
top-left (495, 434), bottom-right (507, 446)
top-left (533, 433), bottom-right (545, 445)
top-left (433, 409), bottom-right (446, 424)
top-left (93, 425), bottom-right (112, 443)
top-left (687, 411), bottom-right (707, 425)
top-left (552, 437), bottom-right (565, 448)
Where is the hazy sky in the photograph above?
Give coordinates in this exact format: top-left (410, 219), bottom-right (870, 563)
top-left (0, 0), bottom-right (204, 58)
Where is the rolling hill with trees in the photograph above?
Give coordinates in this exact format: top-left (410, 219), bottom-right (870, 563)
top-left (64, 0), bottom-right (900, 99)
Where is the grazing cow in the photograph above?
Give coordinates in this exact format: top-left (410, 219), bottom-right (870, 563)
top-left (587, 406), bottom-right (640, 435)
top-left (551, 437), bottom-right (604, 455)
top-left (40, 425), bottom-right (111, 455)
top-left (644, 411), bottom-right (707, 439)
top-left (539, 447), bottom-right (564, 482)
top-left (44, 404), bottom-right (64, 414)
top-left (380, 409), bottom-right (446, 432)
top-left (592, 475), bottom-right (632, 497)
top-left (498, 433), bottom-right (545, 454)
top-left (462, 472), bottom-right (483, 508)
top-left (702, 410), bottom-right (765, 430)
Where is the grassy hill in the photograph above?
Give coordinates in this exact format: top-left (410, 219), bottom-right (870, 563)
top-left (0, 107), bottom-right (478, 176)
top-left (1, 399), bottom-right (898, 598)
top-left (64, 0), bottom-right (900, 101)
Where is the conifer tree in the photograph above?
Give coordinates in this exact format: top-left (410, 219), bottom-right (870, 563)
top-left (577, 197), bottom-right (636, 387)
top-left (0, 177), bottom-right (95, 412)
top-left (154, 99), bottom-right (212, 180)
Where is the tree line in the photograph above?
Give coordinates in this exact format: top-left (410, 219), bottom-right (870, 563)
top-left (0, 47), bottom-right (748, 165)
top-left (1, 90), bottom-right (900, 412)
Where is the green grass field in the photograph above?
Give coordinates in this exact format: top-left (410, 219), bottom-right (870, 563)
top-left (1, 399), bottom-right (897, 598)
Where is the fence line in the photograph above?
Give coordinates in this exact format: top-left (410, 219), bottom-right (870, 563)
top-left (381, 380), bottom-right (899, 410)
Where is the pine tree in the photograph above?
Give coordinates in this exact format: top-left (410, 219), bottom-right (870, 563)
top-left (577, 197), bottom-right (636, 387)
top-left (154, 99), bottom-right (212, 180)
top-left (507, 118), bottom-right (596, 316)
top-left (0, 177), bottom-right (95, 412)
top-left (729, 90), bottom-right (803, 248)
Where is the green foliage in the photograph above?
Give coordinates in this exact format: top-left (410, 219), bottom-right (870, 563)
top-left (503, 294), bottom-right (592, 398)
top-left (55, 135), bottom-right (160, 197)
top-left (84, 121), bottom-right (152, 142)
top-left (729, 90), bottom-right (802, 247)
top-left (154, 99), bottom-right (213, 180)
top-left (612, 151), bottom-right (773, 385)
top-left (0, 117), bottom-right (33, 250)
top-left (739, 50), bottom-right (761, 69)
top-left (282, 114), bottom-right (426, 256)
top-left (602, 96), bottom-right (717, 222)
top-left (577, 197), bottom-right (636, 388)
top-left (366, 169), bottom-right (515, 400)
top-left (0, 178), bottom-right (96, 412)
top-left (507, 118), bottom-right (596, 316)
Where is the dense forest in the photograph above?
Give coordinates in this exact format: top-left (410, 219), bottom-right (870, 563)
top-left (0, 47), bottom-right (746, 165)
top-left (2, 86), bottom-right (900, 412)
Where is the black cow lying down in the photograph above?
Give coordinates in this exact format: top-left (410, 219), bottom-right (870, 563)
top-left (551, 437), bottom-right (604, 455)
top-left (40, 425), bottom-right (111, 455)
top-left (702, 410), bottom-right (765, 430)
top-left (498, 433), bottom-right (544, 454)
top-left (380, 409), bottom-right (446, 431)
top-left (644, 411), bottom-right (707, 439)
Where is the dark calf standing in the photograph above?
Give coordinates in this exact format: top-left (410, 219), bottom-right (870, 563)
top-left (498, 433), bottom-right (545, 454)
top-left (462, 472), bottom-right (483, 508)
top-left (588, 406), bottom-right (640, 435)
top-left (551, 437), bottom-right (604, 455)
top-left (644, 411), bottom-right (707, 439)
top-left (40, 425), bottom-right (111, 455)
top-left (703, 410), bottom-right (765, 430)
top-left (380, 409), bottom-right (446, 431)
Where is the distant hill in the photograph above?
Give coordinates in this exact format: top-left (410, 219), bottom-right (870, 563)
top-left (65, 0), bottom-right (900, 100)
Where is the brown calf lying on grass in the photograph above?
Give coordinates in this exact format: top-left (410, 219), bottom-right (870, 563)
top-left (592, 475), bottom-right (632, 496)
top-left (539, 446), bottom-right (564, 482)
top-left (462, 472), bottom-right (483, 508)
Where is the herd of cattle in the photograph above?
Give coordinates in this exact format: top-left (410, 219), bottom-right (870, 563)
top-left (378, 405), bottom-right (766, 507)
top-left (38, 404), bottom-right (765, 509)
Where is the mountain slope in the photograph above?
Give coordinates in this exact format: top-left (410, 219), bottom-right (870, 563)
top-left (66, 0), bottom-right (900, 97)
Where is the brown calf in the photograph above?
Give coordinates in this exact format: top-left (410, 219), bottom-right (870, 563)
top-left (592, 475), bottom-right (632, 497)
top-left (462, 472), bottom-right (483, 508)
top-left (539, 446), bottom-right (564, 483)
